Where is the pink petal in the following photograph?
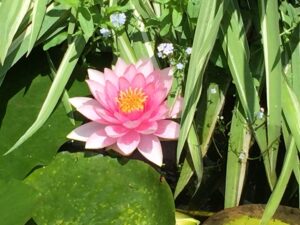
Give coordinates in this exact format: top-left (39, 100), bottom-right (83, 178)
top-left (105, 80), bottom-right (118, 111)
top-left (159, 67), bottom-right (173, 93)
top-left (149, 103), bottom-right (169, 121)
top-left (138, 135), bottom-right (163, 166)
top-left (119, 77), bottom-right (130, 91)
top-left (86, 129), bottom-right (116, 149)
top-left (88, 69), bottom-right (105, 85)
top-left (69, 97), bottom-right (103, 121)
top-left (136, 59), bottom-right (154, 77)
top-left (67, 122), bottom-right (104, 141)
top-left (124, 65), bottom-right (138, 82)
top-left (131, 73), bottom-right (146, 89)
top-left (136, 121), bottom-right (158, 134)
top-left (114, 58), bottom-right (128, 76)
top-left (86, 80), bottom-right (105, 102)
top-left (155, 120), bottom-right (180, 139)
top-left (123, 120), bottom-right (142, 129)
top-left (95, 107), bottom-right (121, 124)
top-left (104, 68), bottom-right (119, 85)
top-left (169, 96), bottom-right (183, 118)
top-left (117, 131), bottom-right (140, 155)
top-left (105, 125), bottom-right (128, 138)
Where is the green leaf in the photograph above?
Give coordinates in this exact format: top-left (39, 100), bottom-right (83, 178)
top-left (172, 8), bottom-right (182, 27)
top-left (25, 152), bottom-right (175, 225)
top-left (177, 0), bottom-right (228, 162)
top-left (27, 0), bottom-right (49, 56)
top-left (0, 0), bottom-right (31, 63)
top-left (55, 0), bottom-right (79, 8)
top-left (258, 0), bottom-right (282, 174)
top-left (225, 104), bottom-right (251, 208)
top-left (0, 3), bottom-right (70, 87)
top-left (78, 7), bottom-right (94, 39)
top-left (43, 31), bottom-right (68, 51)
top-left (0, 50), bottom-right (88, 179)
top-left (0, 179), bottom-right (38, 225)
top-left (4, 34), bottom-right (87, 155)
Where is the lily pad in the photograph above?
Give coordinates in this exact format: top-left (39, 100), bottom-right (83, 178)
top-left (25, 152), bottom-right (175, 225)
top-left (0, 178), bottom-right (38, 225)
top-left (203, 204), bottom-right (300, 225)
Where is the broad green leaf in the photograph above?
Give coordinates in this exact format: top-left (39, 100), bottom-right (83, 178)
top-left (27, 0), bottom-right (49, 55)
top-left (25, 152), bottom-right (175, 225)
top-left (4, 34), bottom-right (87, 155)
top-left (258, 0), bottom-right (282, 173)
top-left (0, 0), bottom-right (31, 63)
top-left (0, 179), bottom-right (38, 225)
top-left (55, 0), bottom-right (79, 8)
top-left (177, 0), bottom-right (228, 163)
top-left (0, 50), bottom-right (88, 179)
top-left (78, 7), bottom-right (94, 39)
top-left (172, 8), bottom-right (182, 27)
top-left (130, 0), bottom-right (156, 19)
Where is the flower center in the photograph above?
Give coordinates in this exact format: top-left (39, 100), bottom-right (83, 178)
top-left (117, 87), bottom-right (148, 113)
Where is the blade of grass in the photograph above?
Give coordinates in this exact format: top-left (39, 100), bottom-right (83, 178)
top-left (4, 34), bottom-right (87, 155)
top-left (221, 0), bottom-right (276, 188)
top-left (0, 3), bottom-right (70, 87)
top-left (195, 67), bottom-right (231, 156)
top-left (225, 103), bottom-right (252, 208)
top-left (282, 78), bottom-right (300, 152)
top-left (177, 0), bottom-right (228, 163)
top-left (46, 51), bottom-right (75, 125)
top-left (258, 0), bottom-right (282, 173)
top-left (259, 137), bottom-right (297, 225)
top-left (0, 0), bottom-right (31, 63)
top-left (27, 0), bottom-right (48, 56)
top-left (174, 157), bottom-right (194, 199)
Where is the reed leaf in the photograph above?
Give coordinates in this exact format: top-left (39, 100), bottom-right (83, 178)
top-left (4, 34), bottom-right (87, 155)
top-left (0, 0), bottom-right (31, 64)
top-left (258, 0), bottom-right (282, 173)
top-left (177, 0), bottom-right (227, 163)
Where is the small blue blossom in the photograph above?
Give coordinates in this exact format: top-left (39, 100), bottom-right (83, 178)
top-left (185, 47), bottom-right (192, 55)
top-left (110, 13), bottom-right (126, 28)
top-left (256, 107), bottom-right (264, 119)
top-left (157, 43), bottom-right (174, 58)
top-left (99, 28), bottom-right (111, 38)
top-left (157, 52), bottom-right (163, 58)
top-left (176, 63), bottom-right (184, 70)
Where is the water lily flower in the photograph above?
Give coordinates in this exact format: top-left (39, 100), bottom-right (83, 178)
top-left (67, 58), bottom-right (182, 166)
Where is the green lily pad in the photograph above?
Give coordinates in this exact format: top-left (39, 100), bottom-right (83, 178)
top-left (203, 204), bottom-right (300, 225)
top-left (25, 152), bottom-right (175, 225)
top-left (0, 178), bottom-right (38, 225)
top-left (0, 49), bottom-right (88, 179)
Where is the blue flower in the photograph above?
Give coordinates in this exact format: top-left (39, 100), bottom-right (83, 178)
top-left (110, 13), bottom-right (126, 28)
top-left (99, 28), bottom-right (111, 38)
top-left (176, 63), bottom-right (184, 70)
top-left (185, 47), bottom-right (192, 55)
top-left (157, 43), bottom-right (174, 58)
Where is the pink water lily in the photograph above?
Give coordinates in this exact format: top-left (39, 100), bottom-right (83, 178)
top-left (67, 58), bottom-right (182, 166)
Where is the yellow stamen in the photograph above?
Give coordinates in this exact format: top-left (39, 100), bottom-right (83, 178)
top-left (116, 87), bottom-right (148, 113)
